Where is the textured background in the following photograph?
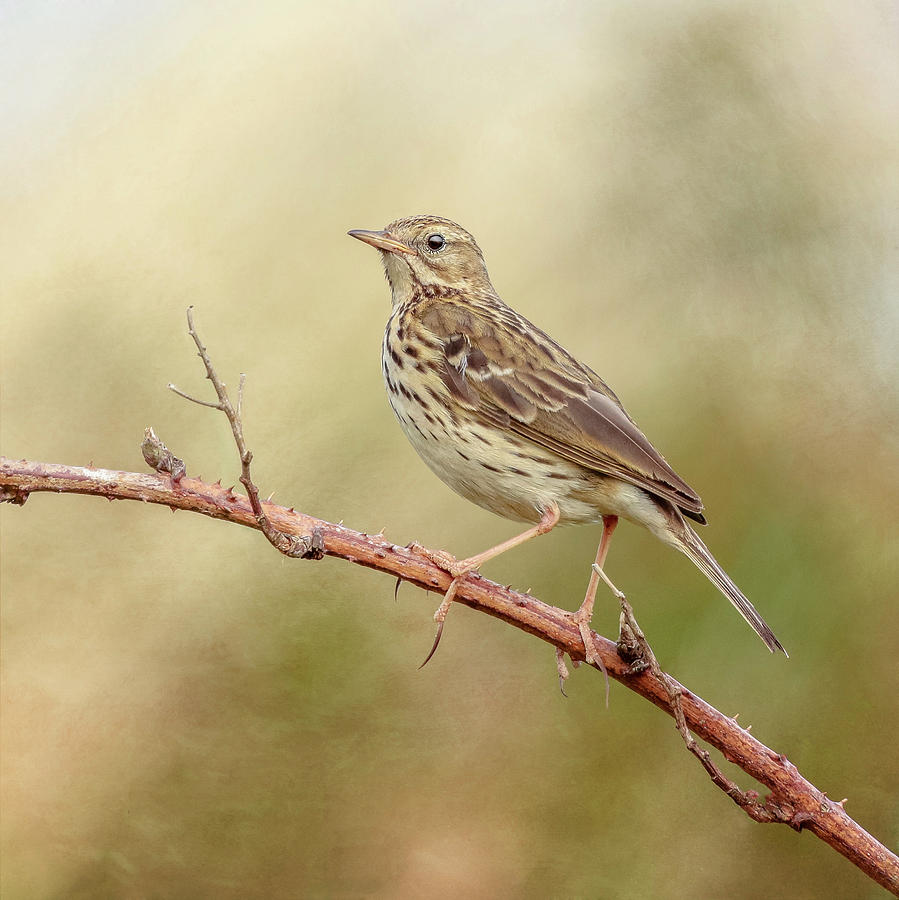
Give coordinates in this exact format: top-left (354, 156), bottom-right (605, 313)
top-left (2, 2), bottom-right (897, 897)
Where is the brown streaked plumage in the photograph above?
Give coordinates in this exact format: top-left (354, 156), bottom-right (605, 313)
top-left (349, 215), bottom-right (786, 668)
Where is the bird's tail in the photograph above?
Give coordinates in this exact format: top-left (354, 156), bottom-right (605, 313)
top-left (676, 524), bottom-right (787, 656)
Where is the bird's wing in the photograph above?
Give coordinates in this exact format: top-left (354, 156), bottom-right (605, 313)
top-left (418, 298), bottom-right (705, 518)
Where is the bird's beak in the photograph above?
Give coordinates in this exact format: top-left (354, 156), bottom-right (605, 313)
top-left (347, 229), bottom-right (416, 256)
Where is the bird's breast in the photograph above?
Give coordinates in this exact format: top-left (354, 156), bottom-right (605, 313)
top-left (380, 315), bottom-right (609, 525)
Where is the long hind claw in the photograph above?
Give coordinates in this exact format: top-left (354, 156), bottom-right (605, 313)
top-left (555, 648), bottom-right (571, 697)
top-left (573, 618), bottom-right (610, 707)
top-left (419, 619), bottom-right (446, 669)
top-left (419, 577), bottom-right (462, 668)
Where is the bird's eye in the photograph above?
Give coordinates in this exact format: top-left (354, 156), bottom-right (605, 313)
top-left (426, 234), bottom-right (446, 252)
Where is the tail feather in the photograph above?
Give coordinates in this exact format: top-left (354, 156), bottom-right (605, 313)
top-left (678, 525), bottom-right (787, 656)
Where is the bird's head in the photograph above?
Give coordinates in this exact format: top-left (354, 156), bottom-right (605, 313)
top-left (349, 215), bottom-right (494, 302)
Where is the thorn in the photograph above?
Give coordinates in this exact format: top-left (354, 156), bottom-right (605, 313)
top-left (265, 491), bottom-right (275, 503)
top-left (288, 507), bottom-right (295, 513)
top-left (837, 798), bottom-right (848, 808)
top-left (745, 725), bottom-right (752, 732)
top-left (215, 479), bottom-right (222, 486)
top-left (394, 577), bottom-right (402, 602)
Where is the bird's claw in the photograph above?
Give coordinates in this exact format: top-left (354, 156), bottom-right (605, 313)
top-left (419, 619), bottom-right (446, 669)
top-left (555, 647), bottom-right (570, 696)
top-left (418, 578), bottom-right (461, 668)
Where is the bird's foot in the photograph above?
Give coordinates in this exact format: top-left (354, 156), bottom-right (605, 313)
top-left (409, 541), bottom-right (472, 578)
top-left (411, 544), bottom-right (482, 668)
top-left (554, 647), bottom-right (574, 696)
top-left (559, 605), bottom-right (610, 705)
top-left (410, 540), bottom-right (486, 666)
top-left (571, 604), bottom-right (604, 669)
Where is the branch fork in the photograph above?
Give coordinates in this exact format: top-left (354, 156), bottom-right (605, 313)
top-left (167, 306), bottom-right (322, 560)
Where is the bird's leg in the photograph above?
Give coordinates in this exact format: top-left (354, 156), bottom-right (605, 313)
top-left (452, 502), bottom-right (563, 573)
top-left (571, 515), bottom-right (622, 668)
top-left (417, 502), bottom-right (561, 668)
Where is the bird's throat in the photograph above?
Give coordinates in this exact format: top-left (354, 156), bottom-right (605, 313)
top-left (381, 252), bottom-right (417, 306)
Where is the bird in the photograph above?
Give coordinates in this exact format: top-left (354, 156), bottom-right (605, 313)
top-left (348, 215), bottom-right (786, 673)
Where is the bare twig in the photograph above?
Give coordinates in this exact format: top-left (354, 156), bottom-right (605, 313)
top-left (167, 307), bottom-right (323, 560)
top-left (2, 455), bottom-right (897, 894)
top-left (617, 595), bottom-right (787, 824)
top-left (166, 385), bottom-right (221, 409)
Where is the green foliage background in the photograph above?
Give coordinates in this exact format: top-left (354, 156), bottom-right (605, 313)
top-left (2, 2), bottom-right (897, 897)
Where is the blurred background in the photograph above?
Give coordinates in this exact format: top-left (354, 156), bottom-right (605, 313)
top-left (2, 1), bottom-right (897, 897)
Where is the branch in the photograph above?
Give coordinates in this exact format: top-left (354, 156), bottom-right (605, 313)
top-left (2, 455), bottom-right (897, 894)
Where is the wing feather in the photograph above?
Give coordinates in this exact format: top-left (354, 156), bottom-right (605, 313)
top-left (420, 298), bottom-right (705, 518)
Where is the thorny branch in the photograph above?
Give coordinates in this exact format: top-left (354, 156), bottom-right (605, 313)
top-left (3, 458), bottom-right (897, 894)
top-left (2, 311), bottom-right (897, 896)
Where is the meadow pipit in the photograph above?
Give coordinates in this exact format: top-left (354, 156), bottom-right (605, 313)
top-left (349, 216), bottom-right (786, 670)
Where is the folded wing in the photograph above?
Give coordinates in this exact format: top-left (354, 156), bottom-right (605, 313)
top-left (420, 298), bottom-right (706, 521)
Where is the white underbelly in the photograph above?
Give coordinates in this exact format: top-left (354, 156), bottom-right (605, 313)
top-left (387, 387), bottom-right (601, 524)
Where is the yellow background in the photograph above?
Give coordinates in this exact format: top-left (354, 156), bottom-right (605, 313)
top-left (2, 2), bottom-right (897, 897)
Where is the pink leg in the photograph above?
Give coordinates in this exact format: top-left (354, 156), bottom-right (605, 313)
top-left (455, 503), bottom-right (561, 572)
top-left (419, 503), bottom-right (561, 668)
top-left (572, 515), bottom-right (621, 668)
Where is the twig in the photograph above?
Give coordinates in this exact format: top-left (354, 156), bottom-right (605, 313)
top-left (166, 385), bottom-right (221, 409)
top-left (167, 307), bottom-right (323, 561)
top-left (2, 456), bottom-right (897, 894)
top-left (617, 595), bottom-right (787, 823)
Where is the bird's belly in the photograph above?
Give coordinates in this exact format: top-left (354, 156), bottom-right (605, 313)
top-left (386, 385), bottom-right (605, 525)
